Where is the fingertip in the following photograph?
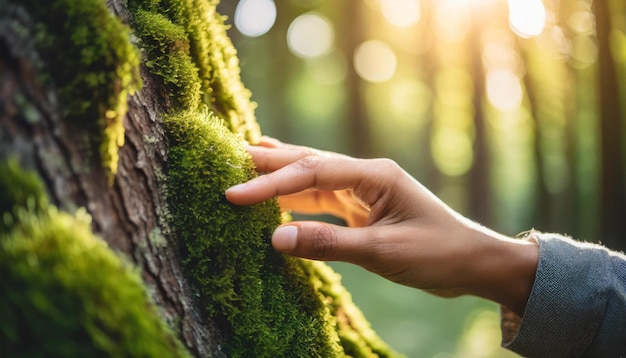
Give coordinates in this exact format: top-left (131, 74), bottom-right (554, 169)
top-left (259, 136), bottom-right (281, 148)
top-left (272, 225), bottom-right (298, 252)
top-left (224, 183), bottom-right (247, 203)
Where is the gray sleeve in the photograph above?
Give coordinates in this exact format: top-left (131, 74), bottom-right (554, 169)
top-left (501, 232), bottom-right (626, 357)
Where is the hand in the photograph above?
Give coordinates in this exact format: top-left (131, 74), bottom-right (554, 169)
top-left (225, 137), bottom-right (538, 316)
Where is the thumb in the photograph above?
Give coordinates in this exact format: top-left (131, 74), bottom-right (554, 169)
top-left (272, 222), bottom-right (373, 263)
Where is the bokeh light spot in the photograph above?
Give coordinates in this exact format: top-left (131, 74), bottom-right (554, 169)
top-left (570, 34), bottom-right (598, 68)
top-left (431, 127), bottom-right (474, 177)
top-left (354, 40), bottom-right (397, 83)
top-left (381, 0), bottom-right (421, 28)
top-left (287, 13), bottom-right (334, 59)
top-left (508, 0), bottom-right (546, 38)
top-left (389, 79), bottom-right (431, 124)
top-left (234, 0), bottom-right (277, 38)
top-left (486, 69), bottom-right (523, 111)
top-left (434, 0), bottom-right (471, 43)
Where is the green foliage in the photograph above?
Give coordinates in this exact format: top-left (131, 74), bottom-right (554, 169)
top-left (9, 0), bottom-right (142, 179)
top-left (0, 162), bottom-right (189, 357)
top-left (128, 0), bottom-right (261, 142)
top-left (164, 109), bottom-right (343, 357)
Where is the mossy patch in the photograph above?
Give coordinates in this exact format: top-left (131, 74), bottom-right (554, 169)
top-left (164, 109), bottom-right (343, 357)
top-left (132, 9), bottom-right (202, 110)
top-left (300, 260), bottom-right (404, 357)
top-left (128, 0), bottom-right (261, 142)
top-left (0, 159), bottom-right (48, 234)
top-left (0, 162), bottom-right (189, 357)
top-left (129, 0), bottom-right (401, 354)
top-left (7, 0), bottom-right (142, 180)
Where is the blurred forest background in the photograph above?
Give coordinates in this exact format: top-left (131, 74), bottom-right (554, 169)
top-left (218, 0), bottom-right (625, 356)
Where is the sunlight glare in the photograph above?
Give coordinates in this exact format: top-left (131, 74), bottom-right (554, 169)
top-left (354, 40), bottom-right (397, 83)
top-left (234, 0), bottom-right (277, 37)
top-left (435, 0), bottom-right (472, 43)
top-left (508, 0), bottom-right (546, 38)
top-left (486, 69), bottom-right (523, 111)
top-left (380, 0), bottom-right (421, 28)
top-left (482, 41), bottom-right (521, 73)
top-left (567, 10), bottom-right (595, 35)
top-left (287, 13), bottom-right (334, 59)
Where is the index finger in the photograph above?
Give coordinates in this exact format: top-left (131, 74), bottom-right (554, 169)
top-left (247, 144), bottom-right (349, 173)
top-left (225, 155), bottom-right (376, 206)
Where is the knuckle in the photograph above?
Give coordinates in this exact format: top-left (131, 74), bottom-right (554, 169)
top-left (310, 225), bottom-right (338, 259)
top-left (295, 154), bottom-right (322, 171)
top-left (375, 158), bottom-right (402, 176)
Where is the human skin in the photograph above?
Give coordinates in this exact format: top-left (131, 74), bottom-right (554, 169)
top-left (225, 137), bottom-right (539, 316)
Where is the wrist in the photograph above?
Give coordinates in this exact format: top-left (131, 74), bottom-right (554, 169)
top-left (459, 224), bottom-right (539, 316)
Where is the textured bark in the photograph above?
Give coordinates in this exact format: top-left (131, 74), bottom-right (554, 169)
top-left (0, 2), bottom-right (222, 355)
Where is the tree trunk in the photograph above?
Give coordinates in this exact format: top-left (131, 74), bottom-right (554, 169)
top-left (468, 5), bottom-right (490, 225)
top-left (593, 0), bottom-right (626, 251)
top-left (340, 1), bottom-right (371, 158)
top-left (0, 0), bottom-right (399, 356)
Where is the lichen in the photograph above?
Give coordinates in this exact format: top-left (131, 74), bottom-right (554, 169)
top-left (7, 0), bottom-right (142, 180)
top-left (164, 109), bottom-right (343, 357)
top-left (0, 161), bottom-right (189, 357)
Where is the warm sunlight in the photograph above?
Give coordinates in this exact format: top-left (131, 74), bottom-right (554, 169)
top-left (380, 0), bottom-right (421, 28)
top-left (507, 0), bottom-right (546, 38)
top-left (486, 69), bottom-right (523, 111)
top-left (434, 0), bottom-right (472, 43)
top-left (353, 40), bottom-right (397, 83)
top-left (234, 0), bottom-right (276, 37)
top-left (287, 13), bottom-right (334, 59)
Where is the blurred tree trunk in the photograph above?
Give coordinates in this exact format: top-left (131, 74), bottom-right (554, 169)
top-left (518, 40), bottom-right (552, 232)
top-left (339, 1), bottom-right (370, 158)
top-left (415, 1), bottom-right (441, 192)
top-left (593, 0), bottom-right (626, 251)
top-left (467, 6), bottom-right (490, 225)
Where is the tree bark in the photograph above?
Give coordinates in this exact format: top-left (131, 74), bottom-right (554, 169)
top-left (0, 3), bottom-right (222, 355)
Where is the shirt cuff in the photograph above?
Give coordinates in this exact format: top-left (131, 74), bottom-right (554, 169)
top-left (500, 232), bottom-right (610, 357)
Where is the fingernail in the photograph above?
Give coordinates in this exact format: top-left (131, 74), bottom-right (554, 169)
top-left (272, 226), bottom-right (298, 252)
top-left (226, 183), bottom-right (247, 194)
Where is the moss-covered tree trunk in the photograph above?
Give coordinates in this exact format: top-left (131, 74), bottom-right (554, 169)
top-left (0, 0), bottom-right (399, 356)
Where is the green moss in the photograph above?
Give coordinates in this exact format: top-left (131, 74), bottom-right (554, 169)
top-left (10, 0), bottom-right (142, 179)
top-left (300, 260), bottom-right (404, 358)
top-left (0, 163), bottom-right (189, 357)
top-left (164, 110), bottom-right (342, 357)
top-left (132, 9), bottom-right (202, 109)
top-left (0, 160), bottom-right (48, 233)
top-left (128, 0), bottom-right (261, 142)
